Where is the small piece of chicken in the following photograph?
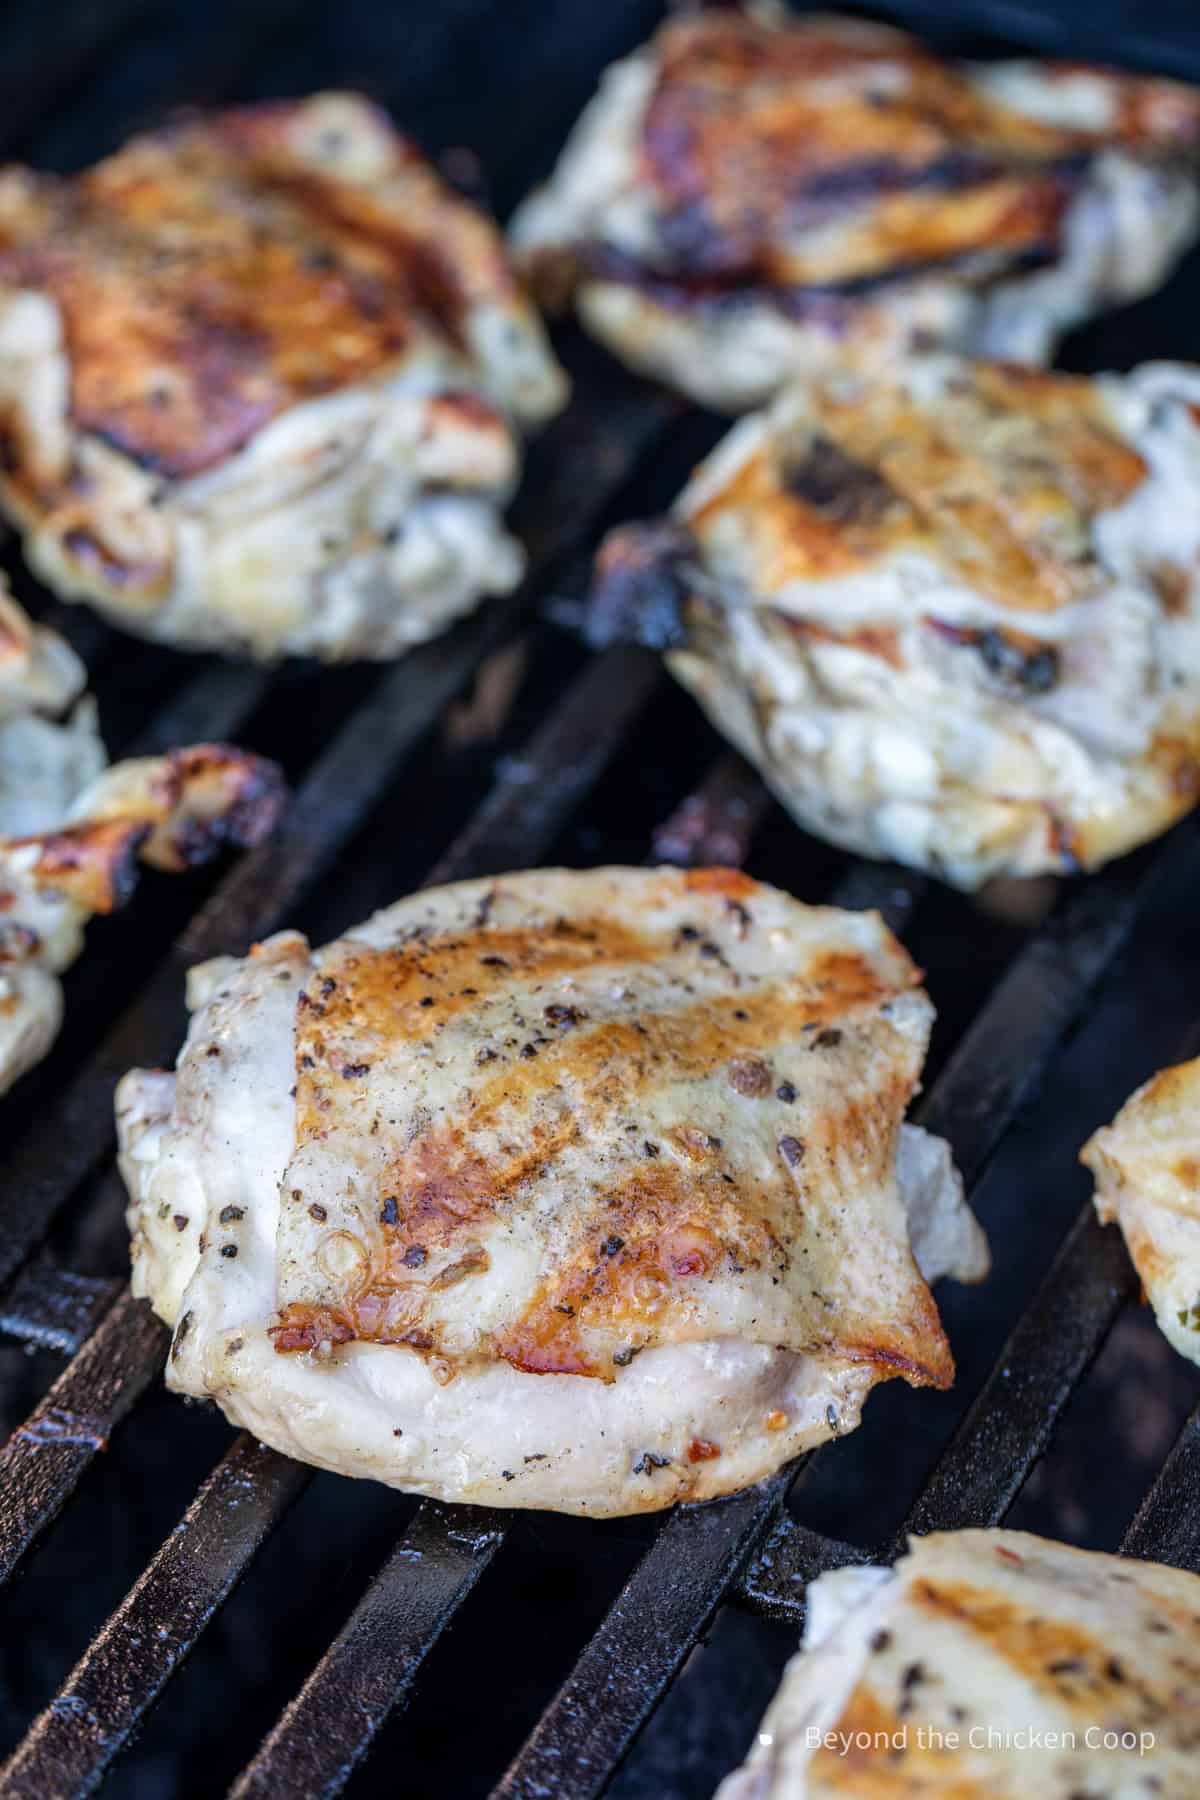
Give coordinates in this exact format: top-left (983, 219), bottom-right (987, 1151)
top-left (0, 579), bottom-right (285, 1092)
top-left (0, 580), bottom-right (103, 833)
top-left (511, 5), bottom-right (1200, 412)
top-left (0, 93), bottom-right (567, 659)
top-left (1082, 1058), bottom-right (1200, 1366)
top-left (588, 355), bottom-right (1200, 889)
top-left (716, 1528), bottom-right (1200, 1798)
top-left (117, 866), bottom-right (987, 1517)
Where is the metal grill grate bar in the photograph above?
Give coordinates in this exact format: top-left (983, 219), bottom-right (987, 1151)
top-left (0, 1438), bottom-right (309, 1800)
top-left (896, 1207), bottom-right (1135, 1547)
top-left (913, 841), bottom-right (1188, 1186)
top-left (0, 1291), bottom-right (167, 1587)
top-left (901, 1004), bottom-right (1200, 1551)
top-left (493, 1473), bottom-right (792, 1800)
top-left (738, 1519), bottom-right (870, 1620)
top-left (651, 753), bottom-right (773, 872)
top-left (218, 645), bottom-right (680, 1797)
top-left (222, 722), bottom-right (786, 1797)
top-left (424, 643), bottom-right (662, 889)
top-left (738, 1207), bottom-right (1137, 1628)
top-left (228, 1503), bottom-right (508, 1800)
top-left (0, 1262), bottom-right (120, 1357)
top-left (123, 663), bottom-right (271, 762)
top-left (1122, 1405), bottom-right (1200, 1573)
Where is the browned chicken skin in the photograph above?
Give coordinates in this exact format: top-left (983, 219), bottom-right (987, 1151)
top-left (0, 94), bottom-right (566, 657)
top-left (117, 867), bottom-right (987, 1515)
top-left (718, 1530), bottom-right (1200, 1798)
top-left (512, 6), bottom-right (1200, 408)
top-left (588, 356), bottom-right (1200, 887)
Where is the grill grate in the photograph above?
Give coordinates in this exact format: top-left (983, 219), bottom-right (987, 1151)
top-left (2, 3), bottom-right (1200, 1797)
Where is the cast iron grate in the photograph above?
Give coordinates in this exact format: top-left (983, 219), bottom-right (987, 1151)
top-left (1, 3), bottom-right (1200, 1797)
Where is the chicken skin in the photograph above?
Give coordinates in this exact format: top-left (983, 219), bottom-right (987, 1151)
top-left (118, 866), bottom-right (987, 1516)
top-left (717, 1529), bottom-right (1200, 1799)
top-left (0, 94), bottom-right (566, 658)
top-left (512, 5), bottom-right (1200, 410)
top-left (589, 356), bottom-right (1200, 888)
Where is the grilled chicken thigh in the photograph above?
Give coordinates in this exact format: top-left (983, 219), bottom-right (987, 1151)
top-left (589, 356), bottom-right (1200, 888)
top-left (0, 94), bottom-right (566, 659)
top-left (1082, 1058), bottom-right (1200, 1366)
top-left (117, 866), bottom-right (986, 1516)
top-left (0, 579), bottom-right (284, 1092)
top-left (511, 5), bottom-right (1200, 411)
top-left (717, 1529), bottom-right (1200, 1798)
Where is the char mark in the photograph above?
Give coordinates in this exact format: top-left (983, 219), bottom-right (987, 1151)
top-left (782, 434), bottom-right (897, 526)
top-left (577, 238), bottom-right (1063, 322)
top-left (586, 520), bottom-right (696, 652)
top-left (791, 147), bottom-right (1091, 215)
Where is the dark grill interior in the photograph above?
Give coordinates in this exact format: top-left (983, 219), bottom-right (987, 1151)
top-left (2, 2), bottom-right (1200, 1796)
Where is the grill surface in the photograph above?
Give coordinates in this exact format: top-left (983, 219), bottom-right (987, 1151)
top-left (2, 3), bottom-right (1200, 1797)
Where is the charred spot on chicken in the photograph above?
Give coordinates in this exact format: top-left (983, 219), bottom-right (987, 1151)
top-left (589, 356), bottom-right (1200, 889)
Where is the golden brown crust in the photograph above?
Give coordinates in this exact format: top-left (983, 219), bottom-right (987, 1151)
top-left (589, 356), bottom-right (1200, 887)
top-left (807, 1536), bottom-right (1200, 1794)
top-left (18, 743), bottom-right (285, 915)
top-left (0, 94), bottom-right (562, 659)
top-left (270, 868), bottom-right (956, 1390)
top-left (640, 14), bottom-right (1077, 288)
top-left (688, 362), bottom-right (1146, 614)
top-left (0, 102), bottom-right (509, 484)
top-left (595, 11), bottom-right (1200, 298)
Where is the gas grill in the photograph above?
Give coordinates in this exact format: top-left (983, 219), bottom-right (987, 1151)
top-left (1, 2), bottom-right (1200, 1796)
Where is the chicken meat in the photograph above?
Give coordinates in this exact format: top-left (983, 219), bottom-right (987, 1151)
top-left (588, 356), bottom-right (1200, 888)
top-left (0, 93), bottom-right (567, 659)
top-left (0, 578), bottom-right (284, 1091)
top-left (117, 865), bottom-right (987, 1516)
top-left (717, 1528), bottom-right (1200, 1798)
top-left (511, 4), bottom-right (1200, 411)
top-left (1082, 1057), bottom-right (1200, 1366)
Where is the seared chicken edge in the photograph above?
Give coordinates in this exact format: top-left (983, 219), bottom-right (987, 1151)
top-left (0, 577), bottom-right (285, 1093)
top-left (1082, 1057), bottom-right (1200, 1367)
